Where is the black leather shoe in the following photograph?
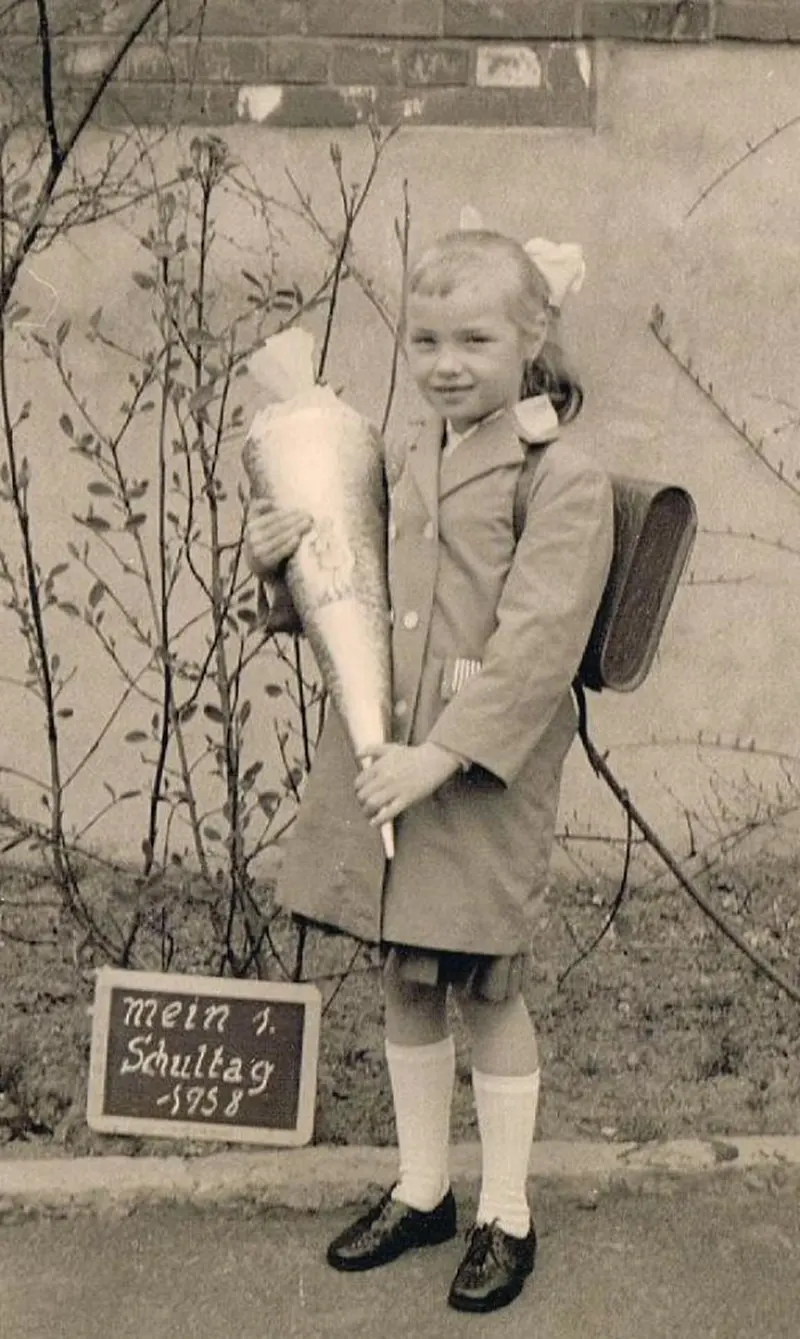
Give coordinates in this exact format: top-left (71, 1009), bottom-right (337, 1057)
top-left (447, 1219), bottom-right (537, 1313)
top-left (326, 1187), bottom-right (457, 1272)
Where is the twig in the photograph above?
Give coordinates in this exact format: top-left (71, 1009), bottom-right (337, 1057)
top-left (1, 0), bottom-right (168, 313)
top-left (576, 683), bottom-right (800, 1006)
top-left (612, 734), bottom-right (800, 767)
top-left (380, 179), bottom-right (410, 436)
top-left (322, 940), bottom-right (367, 1015)
top-left (650, 305), bottom-right (800, 502)
top-left (34, 0), bottom-right (61, 171)
top-left (687, 113), bottom-right (800, 220)
top-left (557, 806), bottom-right (633, 988)
top-left (700, 526), bottom-right (800, 561)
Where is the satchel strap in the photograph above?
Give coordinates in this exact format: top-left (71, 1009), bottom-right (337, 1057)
top-left (511, 443), bottom-right (549, 542)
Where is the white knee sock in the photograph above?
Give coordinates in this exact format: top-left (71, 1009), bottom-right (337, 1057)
top-left (385, 1035), bottom-right (455, 1212)
top-left (473, 1068), bottom-right (540, 1238)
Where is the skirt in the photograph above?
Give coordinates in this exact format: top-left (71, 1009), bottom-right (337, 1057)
top-left (292, 915), bottom-right (530, 1003)
top-left (384, 943), bottom-right (530, 1003)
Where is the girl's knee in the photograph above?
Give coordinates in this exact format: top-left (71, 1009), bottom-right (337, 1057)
top-left (455, 989), bottom-right (529, 1038)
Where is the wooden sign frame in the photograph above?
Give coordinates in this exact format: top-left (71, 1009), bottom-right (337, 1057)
top-left (87, 967), bottom-right (321, 1147)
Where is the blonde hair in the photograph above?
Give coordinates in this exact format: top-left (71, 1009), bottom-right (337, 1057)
top-left (406, 229), bottom-right (583, 423)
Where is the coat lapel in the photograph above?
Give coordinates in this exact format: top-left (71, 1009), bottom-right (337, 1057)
top-left (403, 398), bottom-right (559, 512)
top-left (439, 409), bottom-right (526, 501)
top-left (404, 413), bottom-right (445, 520)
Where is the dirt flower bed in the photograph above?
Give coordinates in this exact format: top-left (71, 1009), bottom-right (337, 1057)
top-left (1, 852), bottom-right (799, 1158)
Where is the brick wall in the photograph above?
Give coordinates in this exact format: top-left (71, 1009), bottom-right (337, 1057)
top-left (4, 1), bottom-right (800, 129)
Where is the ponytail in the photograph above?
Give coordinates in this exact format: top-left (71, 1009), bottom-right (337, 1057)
top-left (521, 315), bottom-right (583, 424)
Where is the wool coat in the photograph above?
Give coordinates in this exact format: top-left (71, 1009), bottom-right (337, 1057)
top-left (270, 404), bottom-right (614, 958)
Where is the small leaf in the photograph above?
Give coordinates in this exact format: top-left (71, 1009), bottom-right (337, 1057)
top-left (83, 514), bottom-right (111, 531)
top-left (88, 581), bottom-right (105, 608)
top-left (189, 384), bottom-right (216, 413)
top-left (125, 729), bottom-right (148, 743)
top-left (178, 701), bottom-right (197, 724)
top-left (87, 480), bottom-right (114, 497)
top-left (239, 700), bottom-right (251, 726)
top-left (57, 707), bottom-right (74, 719)
top-left (58, 601), bottom-right (80, 617)
top-left (50, 562), bottom-right (69, 578)
top-left (203, 703), bottom-right (225, 724)
top-left (242, 270), bottom-right (264, 289)
top-left (133, 271), bottom-right (155, 291)
top-left (203, 825), bottom-right (222, 842)
top-left (59, 413), bottom-right (74, 439)
top-left (265, 683), bottom-right (283, 698)
top-left (257, 790), bottom-right (281, 816)
top-left (125, 513), bottom-right (147, 530)
top-left (56, 318), bottom-right (71, 345)
top-left (186, 327), bottom-right (221, 348)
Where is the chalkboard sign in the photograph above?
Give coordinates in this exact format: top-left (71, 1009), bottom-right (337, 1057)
top-left (87, 968), bottom-right (321, 1146)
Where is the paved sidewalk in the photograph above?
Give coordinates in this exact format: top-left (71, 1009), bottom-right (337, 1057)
top-left (2, 1176), bottom-right (800, 1339)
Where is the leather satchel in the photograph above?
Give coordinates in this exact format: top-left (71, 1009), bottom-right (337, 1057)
top-left (514, 449), bottom-right (698, 693)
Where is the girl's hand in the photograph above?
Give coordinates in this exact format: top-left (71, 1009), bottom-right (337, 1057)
top-left (243, 502), bottom-right (312, 578)
top-left (355, 742), bottom-right (463, 825)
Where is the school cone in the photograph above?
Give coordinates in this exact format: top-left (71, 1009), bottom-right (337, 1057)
top-left (243, 328), bottom-right (394, 860)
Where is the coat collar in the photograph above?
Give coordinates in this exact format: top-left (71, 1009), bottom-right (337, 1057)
top-left (404, 396), bottom-right (559, 514)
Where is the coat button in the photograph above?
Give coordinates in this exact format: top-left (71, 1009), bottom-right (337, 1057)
top-left (393, 699), bottom-right (408, 718)
top-left (402, 611), bottom-right (419, 630)
top-left (423, 521), bottom-right (434, 540)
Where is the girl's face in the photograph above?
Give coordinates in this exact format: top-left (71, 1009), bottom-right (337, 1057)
top-left (405, 279), bottom-right (543, 433)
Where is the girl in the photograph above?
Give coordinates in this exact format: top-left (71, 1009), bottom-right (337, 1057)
top-left (244, 228), bottom-right (614, 1314)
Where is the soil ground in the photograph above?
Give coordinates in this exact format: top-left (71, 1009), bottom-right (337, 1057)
top-left (1, 850), bottom-right (799, 1158)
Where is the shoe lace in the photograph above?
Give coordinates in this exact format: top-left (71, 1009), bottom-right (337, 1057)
top-left (461, 1221), bottom-right (498, 1275)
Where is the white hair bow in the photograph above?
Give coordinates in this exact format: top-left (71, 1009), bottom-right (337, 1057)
top-left (458, 206), bottom-right (585, 312)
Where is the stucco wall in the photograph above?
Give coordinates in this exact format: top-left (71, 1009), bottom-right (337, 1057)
top-left (2, 41), bottom-right (799, 874)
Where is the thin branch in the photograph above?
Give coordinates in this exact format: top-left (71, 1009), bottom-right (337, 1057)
top-left (557, 806), bottom-right (633, 989)
top-left (34, 0), bottom-right (61, 171)
top-left (612, 735), bottom-right (800, 768)
top-left (576, 684), bottom-right (800, 1006)
top-left (687, 112), bottom-right (800, 220)
top-left (380, 179), bottom-right (410, 436)
top-left (700, 526), bottom-right (800, 561)
top-left (650, 305), bottom-right (800, 502)
top-left (1, 0), bottom-right (167, 313)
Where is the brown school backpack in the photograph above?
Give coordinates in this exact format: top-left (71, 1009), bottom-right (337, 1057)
top-left (512, 445), bottom-right (697, 694)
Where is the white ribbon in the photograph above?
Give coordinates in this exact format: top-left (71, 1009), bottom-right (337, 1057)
top-left (512, 395), bottom-right (560, 443)
top-left (522, 237), bottom-right (586, 311)
top-left (458, 206), bottom-right (585, 311)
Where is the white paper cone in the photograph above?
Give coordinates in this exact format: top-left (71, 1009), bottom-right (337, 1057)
top-left (243, 388), bottom-right (395, 860)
